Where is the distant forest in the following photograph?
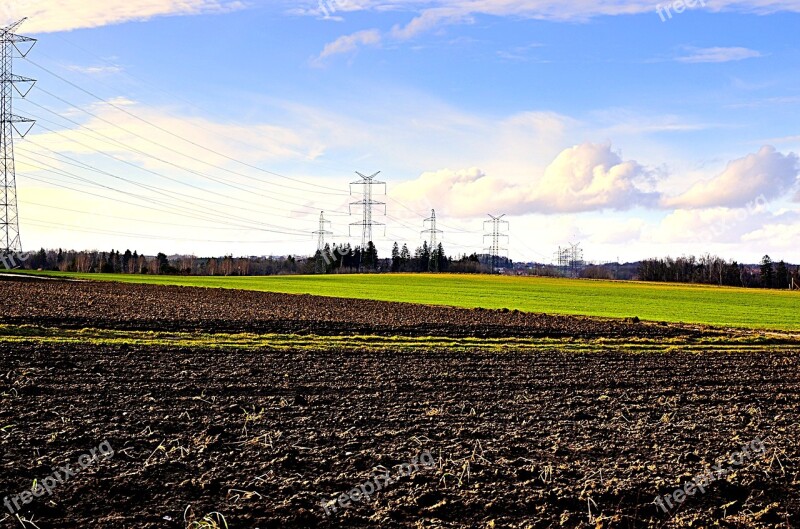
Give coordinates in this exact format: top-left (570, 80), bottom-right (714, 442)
top-left (639, 255), bottom-right (798, 290)
top-left (7, 247), bottom-right (798, 290)
top-left (8, 243), bottom-right (509, 276)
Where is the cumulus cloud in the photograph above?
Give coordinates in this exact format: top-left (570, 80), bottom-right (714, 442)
top-left (664, 146), bottom-right (799, 209)
top-left (1, 0), bottom-right (245, 33)
top-left (652, 205), bottom-right (771, 244)
top-left (392, 143), bottom-right (659, 217)
top-left (676, 47), bottom-right (763, 63)
top-left (741, 212), bottom-right (800, 249)
top-left (530, 143), bottom-right (659, 212)
top-left (392, 167), bottom-right (523, 217)
top-left (392, 142), bottom-right (800, 226)
top-left (312, 29), bottom-right (382, 65)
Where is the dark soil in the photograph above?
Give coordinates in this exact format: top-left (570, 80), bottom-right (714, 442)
top-left (0, 279), bottom-right (725, 339)
top-left (0, 279), bottom-right (797, 528)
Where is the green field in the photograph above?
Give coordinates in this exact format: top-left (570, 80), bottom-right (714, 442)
top-left (12, 271), bottom-right (800, 331)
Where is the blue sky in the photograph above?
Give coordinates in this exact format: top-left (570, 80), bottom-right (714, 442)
top-left (5, 1), bottom-right (800, 263)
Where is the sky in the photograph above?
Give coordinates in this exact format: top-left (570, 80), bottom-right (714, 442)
top-left (2, 0), bottom-right (800, 264)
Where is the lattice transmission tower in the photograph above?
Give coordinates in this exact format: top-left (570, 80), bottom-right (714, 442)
top-left (349, 171), bottom-right (386, 249)
top-left (313, 211), bottom-right (332, 252)
top-left (1, 19), bottom-right (36, 257)
top-left (421, 209), bottom-right (443, 272)
top-left (483, 214), bottom-right (509, 273)
top-left (555, 242), bottom-right (584, 278)
top-left (312, 211), bottom-right (333, 273)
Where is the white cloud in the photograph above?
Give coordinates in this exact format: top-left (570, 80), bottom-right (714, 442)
top-left (25, 98), bottom-right (326, 175)
top-left (592, 108), bottom-right (718, 135)
top-left (304, 0), bottom-right (800, 20)
top-left (496, 43), bottom-right (546, 62)
top-left (676, 47), bottom-right (763, 63)
top-left (664, 146), bottom-right (799, 209)
top-left (308, 0), bottom-right (800, 63)
top-left (312, 29), bottom-right (382, 65)
top-left (652, 206), bottom-right (770, 244)
top-left (1, 0), bottom-right (245, 33)
top-left (392, 167), bottom-right (509, 217)
top-left (533, 143), bottom-right (659, 212)
top-left (66, 64), bottom-right (124, 75)
top-left (392, 143), bottom-right (659, 217)
top-left (308, 0), bottom-right (800, 57)
top-left (742, 214), bottom-right (800, 249)
top-left (389, 6), bottom-right (471, 39)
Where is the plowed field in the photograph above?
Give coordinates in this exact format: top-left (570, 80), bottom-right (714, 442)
top-left (0, 279), bottom-right (797, 528)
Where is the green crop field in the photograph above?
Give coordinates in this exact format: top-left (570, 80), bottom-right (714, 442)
top-left (11, 271), bottom-right (800, 331)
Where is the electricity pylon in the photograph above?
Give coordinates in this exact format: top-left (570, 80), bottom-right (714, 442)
top-left (313, 211), bottom-right (332, 273)
top-left (421, 209), bottom-right (443, 272)
top-left (483, 214), bottom-right (509, 273)
top-left (1, 19), bottom-right (36, 257)
top-left (349, 171), bottom-right (386, 249)
top-left (313, 211), bottom-right (332, 252)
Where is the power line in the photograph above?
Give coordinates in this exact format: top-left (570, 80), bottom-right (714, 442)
top-left (312, 210), bottom-right (333, 272)
top-left (22, 99), bottom-right (351, 214)
top-left (313, 210), bottom-right (333, 252)
top-left (20, 131), bottom-right (314, 234)
top-left (1, 18), bottom-right (35, 255)
top-left (24, 218), bottom-right (303, 244)
top-left (421, 209), bottom-right (443, 272)
top-left (349, 171), bottom-right (385, 249)
top-left (23, 200), bottom-right (271, 231)
top-left (19, 162), bottom-right (309, 236)
top-left (484, 214), bottom-right (509, 273)
top-left (25, 57), bottom-right (347, 194)
top-left (386, 195), bottom-right (481, 234)
top-left (556, 242), bottom-right (584, 278)
top-left (47, 34), bottom-right (344, 176)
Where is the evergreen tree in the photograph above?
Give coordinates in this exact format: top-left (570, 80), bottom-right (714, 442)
top-left (428, 243), bottom-right (439, 272)
top-left (391, 242), bottom-right (401, 272)
top-left (322, 243), bottom-right (333, 273)
top-left (363, 241), bottom-right (379, 270)
top-left (99, 252), bottom-right (114, 273)
top-left (435, 243), bottom-right (447, 272)
top-left (34, 248), bottom-right (47, 269)
top-left (418, 241), bottom-right (430, 272)
top-left (776, 260), bottom-right (790, 289)
top-left (342, 244), bottom-right (356, 271)
top-left (760, 255), bottom-right (774, 288)
top-left (400, 244), bottom-right (411, 271)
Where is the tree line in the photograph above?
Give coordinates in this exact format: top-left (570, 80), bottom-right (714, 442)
top-left (13, 243), bottom-right (511, 276)
top-left (638, 255), bottom-right (799, 289)
top-left (11, 248), bottom-right (793, 288)
top-left (15, 248), bottom-right (303, 276)
top-left (314, 241), bottom-right (508, 274)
